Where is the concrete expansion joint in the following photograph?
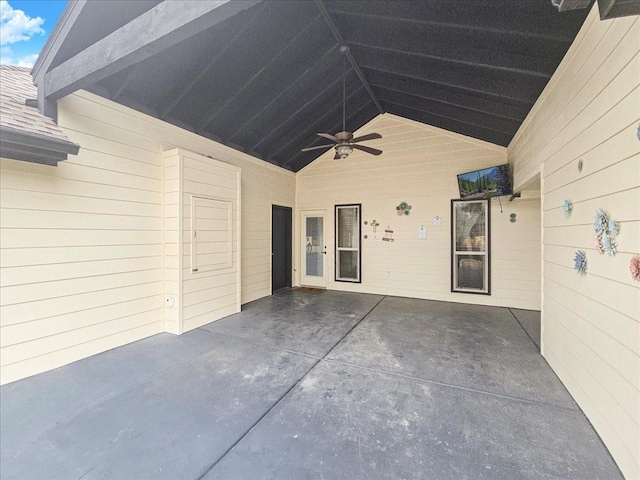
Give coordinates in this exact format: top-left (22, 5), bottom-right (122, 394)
top-left (507, 307), bottom-right (539, 349)
top-left (322, 357), bottom-right (579, 413)
top-left (321, 295), bottom-right (388, 361)
top-left (194, 295), bottom-right (387, 479)
top-left (194, 352), bottom-right (322, 480)
top-left (4, 292), bottom-right (621, 479)
top-left (195, 328), bottom-right (322, 360)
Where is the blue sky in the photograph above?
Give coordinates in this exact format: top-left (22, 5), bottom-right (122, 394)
top-left (1, 0), bottom-right (66, 67)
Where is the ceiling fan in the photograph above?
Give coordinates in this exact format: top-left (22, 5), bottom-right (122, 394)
top-left (301, 46), bottom-right (382, 160)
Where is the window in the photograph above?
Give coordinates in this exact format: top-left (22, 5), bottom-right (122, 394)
top-left (451, 199), bottom-right (490, 294)
top-left (335, 204), bottom-right (361, 282)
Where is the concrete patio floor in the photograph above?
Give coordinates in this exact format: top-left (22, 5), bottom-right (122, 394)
top-left (1, 290), bottom-right (622, 479)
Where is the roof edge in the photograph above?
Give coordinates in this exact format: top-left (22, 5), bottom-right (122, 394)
top-left (32, 0), bottom-right (87, 78)
top-left (0, 125), bottom-right (80, 165)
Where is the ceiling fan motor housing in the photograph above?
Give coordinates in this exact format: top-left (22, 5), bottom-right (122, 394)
top-left (335, 131), bottom-right (354, 142)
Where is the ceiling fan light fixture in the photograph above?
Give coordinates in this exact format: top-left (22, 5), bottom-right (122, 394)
top-left (336, 144), bottom-right (352, 159)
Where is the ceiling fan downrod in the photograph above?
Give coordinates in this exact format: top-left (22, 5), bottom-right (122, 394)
top-left (340, 45), bottom-right (349, 134)
top-left (300, 45), bottom-right (383, 160)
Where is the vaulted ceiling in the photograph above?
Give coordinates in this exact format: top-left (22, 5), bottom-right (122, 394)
top-left (38, 1), bottom-right (590, 171)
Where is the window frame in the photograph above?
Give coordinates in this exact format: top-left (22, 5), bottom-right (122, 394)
top-left (334, 203), bottom-right (362, 283)
top-left (451, 198), bottom-right (491, 295)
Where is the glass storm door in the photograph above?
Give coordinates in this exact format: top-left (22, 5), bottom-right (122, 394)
top-left (301, 211), bottom-right (326, 287)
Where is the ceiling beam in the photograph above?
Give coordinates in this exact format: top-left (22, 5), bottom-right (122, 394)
top-left (265, 87), bottom-right (362, 161)
top-left (315, 0), bottom-right (384, 114)
top-left (598, 0), bottom-right (640, 18)
top-left (43, 0), bottom-right (261, 102)
top-left (372, 86), bottom-right (522, 132)
top-left (358, 59), bottom-right (538, 106)
top-left (346, 40), bottom-right (552, 79)
top-left (362, 65), bottom-right (533, 106)
top-left (248, 71), bottom-right (347, 153)
top-left (111, 69), bottom-right (138, 102)
top-left (228, 43), bottom-right (340, 144)
top-left (383, 102), bottom-right (512, 147)
top-left (267, 85), bottom-right (366, 162)
top-left (381, 99), bottom-right (514, 138)
top-left (197, 13), bottom-right (324, 133)
top-left (327, 4), bottom-right (579, 43)
top-left (551, 0), bottom-right (592, 12)
top-left (113, 94), bottom-right (161, 121)
top-left (365, 71), bottom-right (529, 122)
top-left (375, 90), bottom-right (518, 136)
top-left (160, 2), bottom-right (267, 120)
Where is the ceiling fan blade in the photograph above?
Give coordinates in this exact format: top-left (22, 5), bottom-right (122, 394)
top-left (352, 144), bottom-right (383, 156)
top-left (301, 144), bottom-right (334, 152)
top-left (351, 132), bottom-right (382, 143)
top-left (317, 132), bottom-right (338, 142)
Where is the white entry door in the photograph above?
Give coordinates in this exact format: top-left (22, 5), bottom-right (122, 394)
top-left (301, 210), bottom-right (327, 288)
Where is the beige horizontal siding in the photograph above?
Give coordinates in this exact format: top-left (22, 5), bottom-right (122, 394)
top-left (296, 113), bottom-right (541, 310)
top-left (0, 133), bottom-right (163, 385)
top-left (179, 150), bottom-right (241, 332)
top-left (162, 151), bottom-right (180, 334)
top-left (0, 88), bottom-right (295, 384)
top-left (509, 7), bottom-right (640, 478)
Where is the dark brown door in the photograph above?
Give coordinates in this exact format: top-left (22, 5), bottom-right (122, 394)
top-left (272, 205), bottom-right (292, 292)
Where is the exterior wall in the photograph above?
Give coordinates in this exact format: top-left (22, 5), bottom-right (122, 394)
top-left (163, 150), bottom-right (181, 333)
top-left (163, 149), bottom-right (241, 334)
top-left (296, 113), bottom-right (541, 310)
top-left (509, 8), bottom-right (639, 479)
top-left (0, 90), bottom-right (295, 385)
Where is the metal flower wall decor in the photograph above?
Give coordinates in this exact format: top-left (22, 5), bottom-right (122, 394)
top-left (630, 255), bottom-right (640, 282)
top-left (595, 236), bottom-right (604, 254)
top-left (562, 199), bottom-right (573, 216)
top-left (593, 208), bottom-right (607, 236)
top-left (574, 250), bottom-right (587, 275)
top-left (593, 208), bottom-right (619, 256)
top-left (396, 202), bottom-right (412, 216)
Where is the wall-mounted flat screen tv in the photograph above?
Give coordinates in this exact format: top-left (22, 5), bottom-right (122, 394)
top-left (457, 164), bottom-right (512, 200)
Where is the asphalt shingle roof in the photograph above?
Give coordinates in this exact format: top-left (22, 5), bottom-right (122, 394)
top-left (0, 65), bottom-right (75, 145)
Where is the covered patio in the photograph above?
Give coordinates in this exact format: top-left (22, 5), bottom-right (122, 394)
top-left (1, 290), bottom-right (621, 479)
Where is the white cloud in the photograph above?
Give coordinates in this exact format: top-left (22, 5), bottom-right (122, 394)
top-left (13, 53), bottom-right (38, 68)
top-left (15, 53), bottom-right (38, 67)
top-left (0, 45), bottom-right (39, 67)
top-left (0, 0), bottom-right (44, 46)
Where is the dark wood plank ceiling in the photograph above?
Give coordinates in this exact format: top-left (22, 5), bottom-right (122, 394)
top-left (77, 0), bottom-right (589, 171)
